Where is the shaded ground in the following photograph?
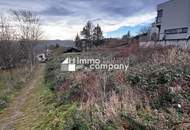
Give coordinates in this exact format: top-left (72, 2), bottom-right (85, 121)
top-left (0, 65), bottom-right (45, 130)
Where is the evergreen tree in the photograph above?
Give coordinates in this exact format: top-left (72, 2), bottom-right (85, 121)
top-left (80, 21), bottom-right (94, 40)
top-left (93, 24), bottom-right (103, 43)
top-left (75, 33), bottom-right (81, 48)
top-left (122, 31), bottom-right (131, 40)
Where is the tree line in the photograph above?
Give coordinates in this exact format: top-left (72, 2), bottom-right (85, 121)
top-left (0, 10), bottom-right (42, 72)
top-left (75, 21), bottom-right (104, 50)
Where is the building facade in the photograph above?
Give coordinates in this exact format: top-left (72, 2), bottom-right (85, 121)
top-left (156, 0), bottom-right (190, 40)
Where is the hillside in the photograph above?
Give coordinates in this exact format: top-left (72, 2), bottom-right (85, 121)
top-left (38, 44), bottom-right (190, 130)
top-left (0, 41), bottom-right (190, 130)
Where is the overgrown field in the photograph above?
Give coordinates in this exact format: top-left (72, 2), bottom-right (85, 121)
top-left (0, 67), bottom-right (33, 111)
top-left (40, 46), bottom-right (190, 130)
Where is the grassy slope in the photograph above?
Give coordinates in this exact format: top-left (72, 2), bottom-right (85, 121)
top-left (39, 46), bottom-right (190, 130)
top-left (4, 46), bottom-right (187, 130)
top-left (0, 65), bottom-right (49, 129)
top-left (0, 67), bottom-right (32, 111)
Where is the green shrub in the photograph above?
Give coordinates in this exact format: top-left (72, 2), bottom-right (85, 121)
top-left (121, 113), bottom-right (155, 130)
top-left (42, 47), bottom-right (190, 130)
top-left (63, 111), bottom-right (90, 130)
top-left (59, 84), bottom-right (81, 104)
top-left (0, 99), bottom-right (7, 110)
top-left (137, 110), bottom-right (158, 126)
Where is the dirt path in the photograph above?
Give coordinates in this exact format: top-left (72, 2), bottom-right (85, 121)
top-left (0, 65), bottom-right (45, 130)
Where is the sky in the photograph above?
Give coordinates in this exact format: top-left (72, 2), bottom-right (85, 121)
top-left (0, 0), bottom-right (168, 40)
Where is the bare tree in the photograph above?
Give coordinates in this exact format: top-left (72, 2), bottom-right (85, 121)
top-left (11, 10), bottom-right (43, 72)
top-left (0, 16), bottom-right (13, 41)
top-left (0, 16), bottom-right (17, 69)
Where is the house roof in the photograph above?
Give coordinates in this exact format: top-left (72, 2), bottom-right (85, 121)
top-left (64, 47), bottom-right (81, 53)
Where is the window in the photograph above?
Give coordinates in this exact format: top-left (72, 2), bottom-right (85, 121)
top-left (165, 27), bottom-right (188, 34)
top-left (157, 10), bottom-right (163, 18)
top-left (182, 28), bottom-right (188, 33)
top-left (165, 29), bottom-right (177, 34)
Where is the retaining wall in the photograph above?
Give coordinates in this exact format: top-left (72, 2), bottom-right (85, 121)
top-left (140, 40), bottom-right (190, 49)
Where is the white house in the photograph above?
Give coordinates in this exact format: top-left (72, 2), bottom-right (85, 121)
top-left (156, 0), bottom-right (190, 40)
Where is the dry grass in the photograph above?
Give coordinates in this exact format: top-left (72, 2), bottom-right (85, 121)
top-left (0, 66), bottom-right (32, 111)
top-left (44, 44), bottom-right (190, 129)
top-left (0, 65), bottom-right (46, 130)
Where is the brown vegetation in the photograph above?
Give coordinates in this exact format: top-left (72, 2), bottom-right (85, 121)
top-left (42, 41), bottom-right (190, 129)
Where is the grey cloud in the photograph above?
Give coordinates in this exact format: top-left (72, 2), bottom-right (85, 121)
top-left (0, 0), bottom-right (168, 18)
top-left (0, 0), bottom-right (168, 39)
top-left (0, 0), bottom-right (46, 12)
top-left (94, 0), bottom-right (165, 17)
top-left (39, 6), bottom-right (74, 16)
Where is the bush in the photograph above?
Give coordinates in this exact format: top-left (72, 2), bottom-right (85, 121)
top-left (121, 113), bottom-right (155, 130)
top-left (42, 46), bottom-right (190, 130)
top-left (0, 99), bottom-right (7, 110)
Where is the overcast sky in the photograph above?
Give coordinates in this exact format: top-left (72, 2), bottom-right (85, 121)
top-left (0, 0), bottom-right (168, 40)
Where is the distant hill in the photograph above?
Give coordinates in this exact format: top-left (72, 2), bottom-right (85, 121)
top-left (45, 40), bottom-right (75, 47)
top-left (34, 40), bottom-right (75, 53)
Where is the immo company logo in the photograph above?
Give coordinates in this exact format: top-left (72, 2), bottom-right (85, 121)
top-left (61, 57), bottom-right (129, 72)
top-left (61, 58), bottom-right (76, 72)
